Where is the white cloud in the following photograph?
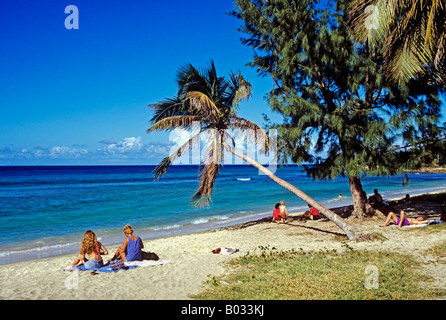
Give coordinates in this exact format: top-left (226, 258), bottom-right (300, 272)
top-left (0, 137), bottom-right (176, 164)
top-left (102, 137), bottom-right (144, 154)
top-left (98, 139), bottom-right (117, 145)
top-left (50, 146), bottom-right (88, 158)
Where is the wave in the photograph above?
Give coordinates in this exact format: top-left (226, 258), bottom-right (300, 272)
top-left (189, 214), bottom-right (231, 225)
top-left (0, 241), bottom-right (79, 258)
top-left (236, 178), bottom-right (251, 181)
top-left (148, 214), bottom-right (232, 232)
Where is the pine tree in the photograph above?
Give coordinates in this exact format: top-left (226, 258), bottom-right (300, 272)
top-left (231, 0), bottom-right (444, 218)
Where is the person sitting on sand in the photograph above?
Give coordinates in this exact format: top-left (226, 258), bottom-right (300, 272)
top-left (272, 203), bottom-right (283, 223)
top-left (279, 200), bottom-right (288, 223)
top-left (110, 224), bottom-right (144, 262)
top-left (368, 189), bottom-right (383, 204)
top-left (303, 204), bottom-right (320, 220)
top-left (441, 211), bottom-right (446, 222)
top-left (379, 210), bottom-right (429, 228)
top-left (67, 230), bottom-right (109, 269)
top-left (401, 194), bottom-right (411, 204)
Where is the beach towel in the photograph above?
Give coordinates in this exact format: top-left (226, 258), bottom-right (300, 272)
top-left (396, 220), bottom-right (444, 228)
top-left (63, 263), bottom-right (137, 273)
top-left (64, 260), bottom-right (169, 272)
top-left (403, 224), bottom-right (429, 228)
top-left (124, 260), bottom-right (169, 267)
top-left (428, 219), bottom-right (444, 225)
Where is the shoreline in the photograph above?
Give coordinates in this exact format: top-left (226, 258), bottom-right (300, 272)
top-left (0, 185), bottom-right (443, 267)
top-left (0, 189), bottom-right (445, 300)
top-left (407, 167), bottom-right (446, 174)
top-left (1, 187), bottom-right (445, 267)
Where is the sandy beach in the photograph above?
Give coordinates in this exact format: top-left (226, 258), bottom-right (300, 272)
top-left (1, 190), bottom-right (445, 300)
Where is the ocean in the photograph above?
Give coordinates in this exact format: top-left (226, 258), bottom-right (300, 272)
top-left (1, 165), bottom-right (445, 265)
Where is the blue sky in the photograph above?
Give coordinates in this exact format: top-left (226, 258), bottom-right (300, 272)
top-left (0, 0), bottom-right (274, 165)
top-left (0, 1), bottom-right (445, 165)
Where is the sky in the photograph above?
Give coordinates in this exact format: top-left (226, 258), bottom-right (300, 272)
top-left (0, 0), bottom-right (275, 165)
top-left (0, 0), bottom-right (445, 166)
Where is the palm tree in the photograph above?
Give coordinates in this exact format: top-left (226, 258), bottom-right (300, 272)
top-left (348, 0), bottom-right (445, 85)
top-left (147, 61), bottom-right (370, 241)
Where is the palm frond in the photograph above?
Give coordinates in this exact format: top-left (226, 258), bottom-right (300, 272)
top-left (229, 116), bottom-right (270, 153)
top-left (226, 72), bottom-right (253, 111)
top-left (148, 96), bottom-right (186, 123)
top-left (190, 162), bottom-right (221, 208)
top-left (223, 131), bottom-right (236, 148)
top-left (176, 63), bottom-right (208, 97)
top-left (190, 135), bottom-right (223, 207)
top-left (147, 115), bottom-right (200, 133)
top-left (184, 91), bottom-right (221, 122)
top-left (384, 0), bottom-right (436, 83)
top-left (152, 156), bottom-right (173, 180)
top-left (152, 132), bottom-right (201, 179)
top-left (349, 0), bottom-right (446, 84)
top-left (348, 0), bottom-right (394, 45)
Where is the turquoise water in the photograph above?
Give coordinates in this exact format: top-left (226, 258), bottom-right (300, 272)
top-left (1, 165), bottom-right (445, 265)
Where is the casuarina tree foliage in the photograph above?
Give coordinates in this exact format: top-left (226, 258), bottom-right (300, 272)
top-left (230, 0), bottom-right (444, 218)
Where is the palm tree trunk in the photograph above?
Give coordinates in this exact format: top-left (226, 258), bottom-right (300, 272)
top-left (224, 142), bottom-right (371, 242)
top-left (348, 176), bottom-right (366, 220)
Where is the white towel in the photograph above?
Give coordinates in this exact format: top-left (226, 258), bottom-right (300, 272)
top-left (124, 260), bottom-right (169, 267)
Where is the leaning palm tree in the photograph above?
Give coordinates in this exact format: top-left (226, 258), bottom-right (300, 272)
top-left (147, 61), bottom-right (370, 241)
top-left (348, 0), bottom-right (445, 85)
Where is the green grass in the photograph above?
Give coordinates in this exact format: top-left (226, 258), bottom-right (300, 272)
top-left (414, 223), bottom-right (446, 259)
top-left (426, 241), bottom-right (446, 259)
top-left (193, 245), bottom-right (446, 300)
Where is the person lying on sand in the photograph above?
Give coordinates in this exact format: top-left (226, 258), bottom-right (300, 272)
top-left (110, 224), bottom-right (144, 262)
top-left (66, 230), bottom-right (109, 270)
top-left (379, 210), bottom-right (429, 228)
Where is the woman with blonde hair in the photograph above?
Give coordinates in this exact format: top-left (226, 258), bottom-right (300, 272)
top-left (110, 224), bottom-right (144, 262)
top-left (67, 230), bottom-right (108, 269)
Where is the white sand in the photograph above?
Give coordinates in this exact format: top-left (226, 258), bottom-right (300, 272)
top-left (1, 191), bottom-right (445, 300)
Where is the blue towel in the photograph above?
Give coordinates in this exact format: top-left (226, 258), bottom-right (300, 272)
top-left (64, 264), bottom-right (137, 273)
top-left (428, 219), bottom-right (444, 225)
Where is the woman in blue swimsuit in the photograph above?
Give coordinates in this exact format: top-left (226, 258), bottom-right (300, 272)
top-left (110, 224), bottom-right (144, 262)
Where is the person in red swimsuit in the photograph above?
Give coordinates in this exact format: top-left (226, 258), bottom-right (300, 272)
top-left (272, 203), bottom-right (283, 223)
top-left (303, 204), bottom-right (320, 220)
